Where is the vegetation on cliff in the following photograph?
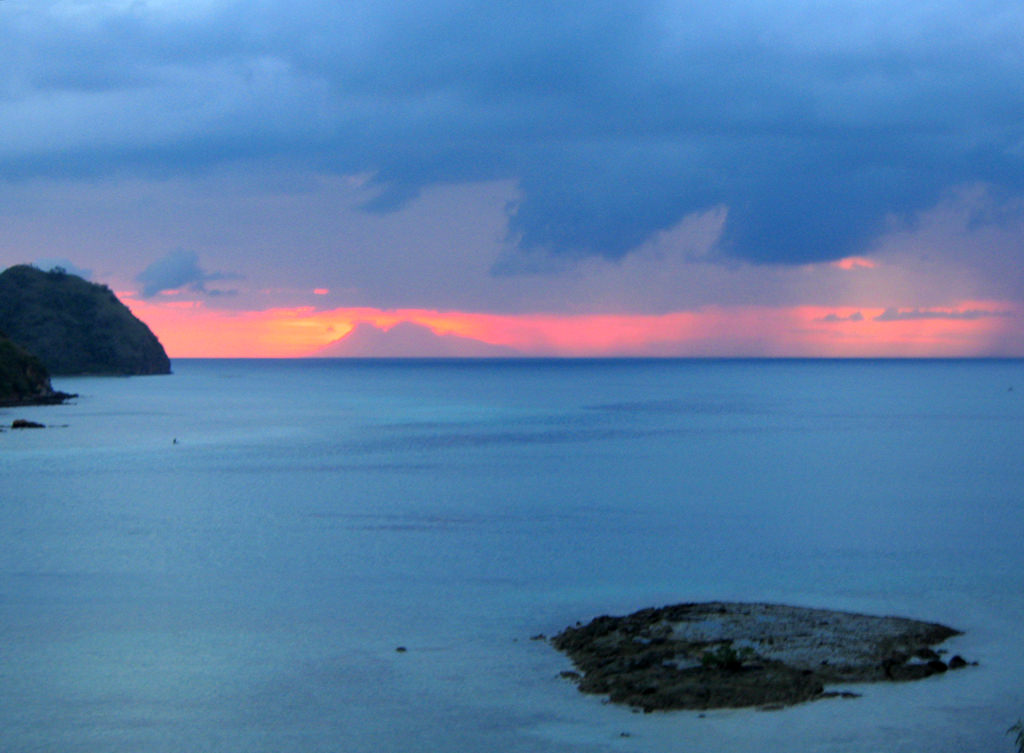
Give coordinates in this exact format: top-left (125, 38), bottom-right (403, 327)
top-left (0, 331), bottom-right (72, 406)
top-left (0, 265), bottom-right (170, 375)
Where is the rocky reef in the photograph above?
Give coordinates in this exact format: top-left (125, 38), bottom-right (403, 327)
top-left (0, 265), bottom-right (170, 376)
top-left (551, 602), bottom-right (972, 712)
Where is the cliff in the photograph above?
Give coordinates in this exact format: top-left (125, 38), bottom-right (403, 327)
top-left (0, 331), bottom-right (73, 406)
top-left (0, 265), bottom-right (171, 375)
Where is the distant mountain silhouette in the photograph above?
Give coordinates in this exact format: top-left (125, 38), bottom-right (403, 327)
top-left (0, 265), bottom-right (171, 375)
top-left (316, 321), bottom-right (519, 358)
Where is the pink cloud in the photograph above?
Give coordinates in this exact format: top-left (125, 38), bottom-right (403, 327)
top-left (832, 257), bottom-right (877, 271)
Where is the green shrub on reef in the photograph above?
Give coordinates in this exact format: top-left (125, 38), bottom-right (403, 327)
top-left (700, 644), bottom-right (757, 671)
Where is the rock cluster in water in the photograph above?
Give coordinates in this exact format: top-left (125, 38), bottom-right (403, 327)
top-left (551, 602), bottom-right (972, 712)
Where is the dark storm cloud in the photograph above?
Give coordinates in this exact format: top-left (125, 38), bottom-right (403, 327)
top-left (3, 0), bottom-right (1023, 265)
top-left (136, 250), bottom-right (240, 298)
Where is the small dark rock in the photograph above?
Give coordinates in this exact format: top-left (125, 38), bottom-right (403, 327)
top-left (926, 659), bottom-right (948, 673)
top-left (395, 646), bottom-right (407, 653)
top-left (11, 419), bottom-right (45, 429)
top-left (882, 652), bottom-right (909, 679)
top-left (948, 655), bottom-right (968, 670)
top-left (560, 670), bottom-right (581, 681)
top-left (530, 633), bottom-right (547, 641)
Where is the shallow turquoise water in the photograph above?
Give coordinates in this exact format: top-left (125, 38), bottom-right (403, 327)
top-left (2, 359), bottom-right (1023, 752)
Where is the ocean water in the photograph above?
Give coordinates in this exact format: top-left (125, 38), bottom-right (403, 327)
top-left (2, 358), bottom-right (1023, 753)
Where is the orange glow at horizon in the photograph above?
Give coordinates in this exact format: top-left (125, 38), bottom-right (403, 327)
top-left (121, 295), bottom-right (1022, 359)
top-left (786, 302), bottom-right (1019, 356)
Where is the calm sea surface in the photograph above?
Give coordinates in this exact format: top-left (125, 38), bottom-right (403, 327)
top-left (2, 359), bottom-right (1023, 752)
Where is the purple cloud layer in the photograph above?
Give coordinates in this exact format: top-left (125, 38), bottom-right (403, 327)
top-left (2, 0), bottom-right (1023, 269)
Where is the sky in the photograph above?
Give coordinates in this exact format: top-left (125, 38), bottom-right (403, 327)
top-left (2, 0), bottom-right (1023, 357)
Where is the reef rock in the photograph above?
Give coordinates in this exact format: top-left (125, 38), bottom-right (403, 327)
top-left (551, 601), bottom-right (971, 712)
top-left (11, 418), bottom-right (45, 429)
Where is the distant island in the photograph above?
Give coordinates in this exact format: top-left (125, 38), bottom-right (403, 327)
top-left (0, 265), bottom-right (170, 378)
top-left (550, 601), bottom-right (972, 712)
